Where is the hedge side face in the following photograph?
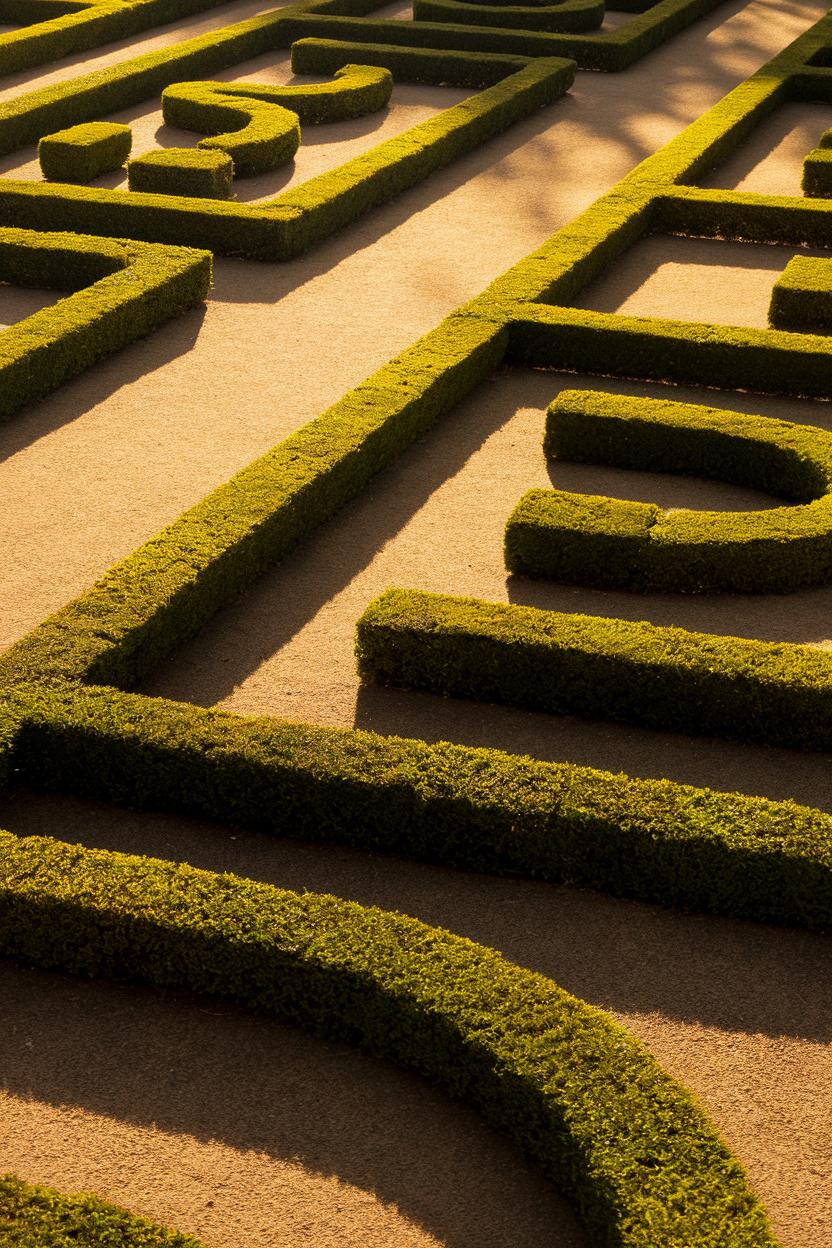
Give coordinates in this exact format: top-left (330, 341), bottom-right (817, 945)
top-left (38, 121), bottom-right (132, 182)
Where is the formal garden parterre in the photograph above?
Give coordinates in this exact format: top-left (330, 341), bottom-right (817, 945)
top-left (0, 0), bottom-right (829, 1244)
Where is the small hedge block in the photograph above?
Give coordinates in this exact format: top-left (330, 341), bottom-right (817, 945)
top-left (38, 122), bottom-right (132, 183)
top-left (802, 145), bottom-right (832, 197)
top-left (127, 147), bottom-right (234, 200)
top-left (769, 254), bottom-right (832, 331)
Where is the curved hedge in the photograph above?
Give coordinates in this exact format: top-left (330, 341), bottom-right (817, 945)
top-left (160, 87), bottom-right (300, 177)
top-left (0, 833), bottom-right (778, 1248)
top-left (0, 1175), bottom-right (200, 1248)
top-left (505, 389), bottom-right (832, 592)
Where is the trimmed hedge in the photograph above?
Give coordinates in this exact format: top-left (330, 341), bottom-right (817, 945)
top-left (283, 0), bottom-right (730, 73)
top-left (768, 253), bottom-right (832, 331)
top-left (802, 146), bottom-right (832, 197)
top-left (0, 314), bottom-right (508, 689)
top-left (161, 86), bottom-right (301, 178)
top-left (411, 0), bottom-right (605, 34)
top-left (163, 62), bottom-right (393, 129)
top-left (0, 1175), bottom-right (200, 1247)
top-left (0, 832), bottom-right (778, 1248)
top-left (128, 146), bottom-right (235, 197)
top-left (11, 681), bottom-right (832, 929)
top-left (38, 121), bottom-right (132, 183)
top-left (0, 57), bottom-right (573, 256)
top-left (505, 389), bottom-right (832, 592)
top-left (355, 586), bottom-right (832, 752)
top-left (0, 227), bottom-right (211, 423)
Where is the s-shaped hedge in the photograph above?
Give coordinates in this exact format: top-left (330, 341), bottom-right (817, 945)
top-left (505, 389), bottom-right (832, 592)
top-left (0, 832), bottom-right (777, 1248)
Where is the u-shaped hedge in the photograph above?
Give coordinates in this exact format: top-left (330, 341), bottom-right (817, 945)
top-left (0, 832), bottom-right (777, 1248)
top-left (505, 389), bottom-right (832, 592)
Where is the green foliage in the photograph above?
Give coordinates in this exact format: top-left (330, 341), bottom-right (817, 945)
top-left (0, 315), bottom-right (508, 687)
top-left (285, 0), bottom-right (729, 72)
top-left (0, 1175), bottom-right (200, 1247)
top-left (0, 227), bottom-right (210, 423)
top-left (127, 146), bottom-right (235, 198)
top-left (505, 389), bottom-right (832, 591)
top-left (38, 121), bottom-right (132, 183)
top-left (0, 833), bottom-right (778, 1248)
top-left (12, 681), bottom-right (832, 929)
top-left (768, 253), bottom-right (832, 330)
top-left (0, 55), bottom-right (573, 257)
top-left (161, 85), bottom-right (300, 178)
top-left (356, 586), bottom-right (832, 753)
top-left (801, 145), bottom-right (832, 196)
top-left (411, 0), bottom-right (604, 34)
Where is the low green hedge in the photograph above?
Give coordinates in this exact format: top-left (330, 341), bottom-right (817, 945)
top-left (161, 87), bottom-right (300, 178)
top-left (0, 315), bottom-right (507, 688)
top-left (12, 681), bottom-right (832, 929)
top-left (0, 832), bottom-right (778, 1248)
top-left (38, 121), bottom-right (132, 183)
top-left (411, 0), bottom-right (604, 34)
top-left (163, 63), bottom-right (393, 130)
top-left (768, 253), bottom-right (832, 331)
top-left (510, 302), bottom-right (832, 399)
top-left (127, 145), bottom-right (235, 197)
top-left (0, 1175), bottom-right (200, 1247)
top-left (284, 0), bottom-right (729, 72)
top-left (0, 57), bottom-right (573, 258)
top-left (356, 586), bottom-right (832, 751)
top-left (0, 227), bottom-right (211, 423)
top-left (802, 146), bottom-right (832, 196)
top-left (505, 389), bottom-right (832, 592)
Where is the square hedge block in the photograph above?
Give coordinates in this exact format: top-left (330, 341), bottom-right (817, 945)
top-left (768, 254), bottom-right (832, 331)
top-left (38, 122), bottom-right (132, 183)
top-left (127, 147), bottom-right (234, 199)
top-left (802, 146), bottom-right (832, 197)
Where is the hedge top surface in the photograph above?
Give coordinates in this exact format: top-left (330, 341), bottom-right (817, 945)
top-left (0, 830), bottom-right (778, 1248)
top-left (0, 1174), bottom-right (202, 1247)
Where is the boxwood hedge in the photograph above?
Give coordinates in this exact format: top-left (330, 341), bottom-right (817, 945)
top-left (356, 586), bottom-right (832, 752)
top-left (505, 389), bottom-right (832, 592)
top-left (0, 831), bottom-right (778, 1248)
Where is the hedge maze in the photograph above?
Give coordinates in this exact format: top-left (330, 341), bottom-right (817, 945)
top-left (0, 0), bottom-right (830, 1243)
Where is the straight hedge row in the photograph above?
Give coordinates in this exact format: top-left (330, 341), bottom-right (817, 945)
top-left (411, 0), bottom-right (605, 34)
top-left (0, 314), bottom-right (508, 689)
top-left (0, 1175), bottom-right (200, 1247)
top-left (12, 681), bottom-right (832, 929)
top-left (356, 587), bottom-right (832, 752)
top-left (0, 831), bottom-right (778, 1248)
top-left (505, 389), bottom-right (832, 592)
top-left (282, 0), bottom-right (730, 72)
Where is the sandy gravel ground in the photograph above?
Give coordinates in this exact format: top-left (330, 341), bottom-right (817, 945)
top-left (1, 0), bottom-right (831, 1243)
